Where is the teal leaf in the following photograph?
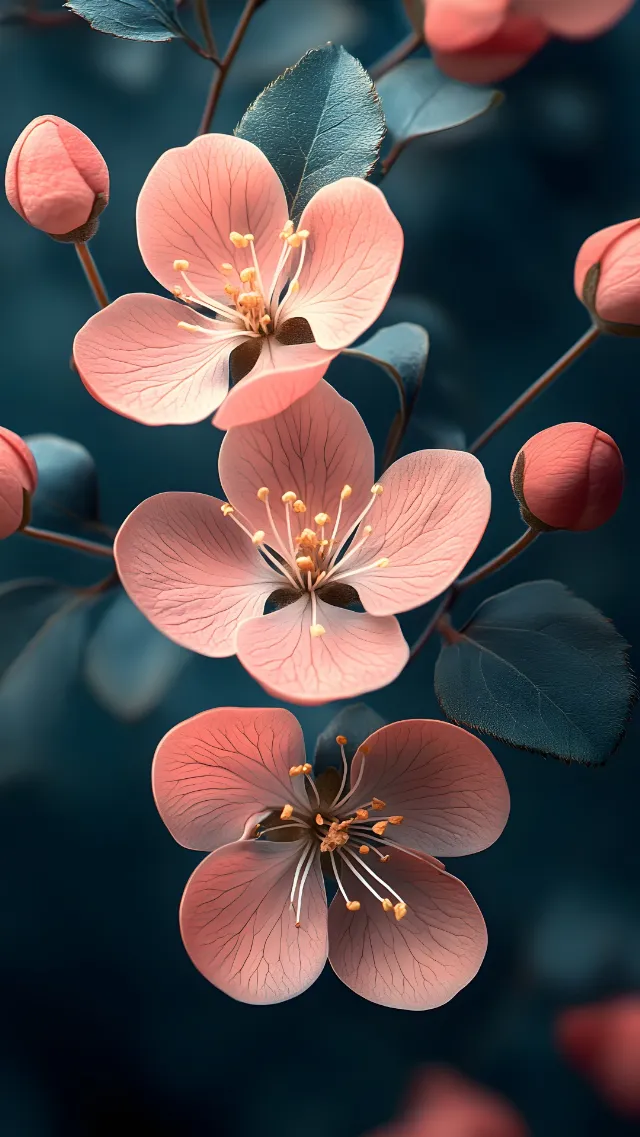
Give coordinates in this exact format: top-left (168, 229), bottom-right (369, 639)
top-left (314, 702), bottom-right (386, 775)
top-left (65, 0), bottom-right (180, 40)
top-left (84, 592), bottom-right (187, 721)
top-left (236, 44), bottom-right (385, 222)
top-left (25, 435), bottom-right (101, 539)
top-left (378, 60), bottom-right (502, 166)
top-left (344, 323), bottom-right (429, 466)
top-left (435, 580), bottom-right (635, 764)
top-left (0, 580), bottom-right (77, 684)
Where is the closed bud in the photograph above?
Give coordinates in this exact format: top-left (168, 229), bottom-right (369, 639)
top-left (511, 423), bottom-right (624, 532)
top-left (6, 115), bottom-right (109, 242)
top-left (0, 427), bottom-right (38, 539)
top-left (575, 218), bottom-right (640, 334)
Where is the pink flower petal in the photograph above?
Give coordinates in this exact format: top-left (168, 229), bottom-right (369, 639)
top-left (180, 839), bottom-right (327, 1005)
top-left (431, 12), bottom-right (548, 83)
top-left (348, 720), bottom-right (510, 857)
top-left (136, 134), bottom-right (288, 304)
top-left (425, 0), bottom-right (510, 52)
top-left (328, 848), bottom-right (487, 1009)
top-left (344, 450), bottom-right (491, 617)
top-left (114, 492), bottom-right (280, 656)
top-left (74, 294), bottom-right (245, 425)
top-left (213, 338), bottom-right (337, 430)
top-left (287, 179), bottom-right (403, 351)
top-left (218, 379), bottom-right (374, 539)
top-left (594, 223), bottom-right (640, 325)
top-left (0, 427), bottom-right (37, 539)
top-left (236, 597), bottom-right (409, 705)
top-left (574, 219), bottom-right (640, 305)
top-left (519, 0), bottom-right (633, 38)
top-left (153, 706), bottom-right (309, 850)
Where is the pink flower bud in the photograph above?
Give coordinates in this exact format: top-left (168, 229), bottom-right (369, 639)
top-left (0, 427), bottom-right (38, 539)
top-left (574, 218), bottom-right (640, 331)
top-left (5, 115), bottom-right (109, 241)
top-left (511, 422), bottom-right (623, 531)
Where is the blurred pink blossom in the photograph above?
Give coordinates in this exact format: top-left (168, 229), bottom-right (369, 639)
top-left (73, 133), bottom-right (402, 430)
top-left (364, 1066), bottom-right (530, 1136)
top-left (556, 996), bottom-right (640, 1117)
top-left (153, 708), bottom-right (510, 1006)
top-left (114, 380), bottom-right (490, 703)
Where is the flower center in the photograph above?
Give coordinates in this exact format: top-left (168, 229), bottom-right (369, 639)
top-left (171, 221), bottom-right (309, 338)
top-left (255, 735), bottom-right (408, 927)
top-left (221, 483), bottom-right (390, 638)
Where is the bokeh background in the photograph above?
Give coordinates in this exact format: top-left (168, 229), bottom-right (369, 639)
top-left (1, 0), bottom-right (639, 1133)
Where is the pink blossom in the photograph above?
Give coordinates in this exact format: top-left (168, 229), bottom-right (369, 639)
top-left (365, 1066), bottom-right (530, 1137)
top-left (114, 380), bottom-right (490, 704)
top-left (73, 133), bottom-right (402, 430)
top-left (424, 0), bottom-right (633, 83)
top-left (153, 707), bottom-right (510, 1006)
top-left (556, 996), bottom-right (640, 1118)
top-left (0, 427), bottom-right (38, 540)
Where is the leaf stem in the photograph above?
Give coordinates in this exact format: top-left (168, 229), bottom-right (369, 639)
top-left (370, 29), bottom-right (422, 82)
top-left (75, 242), bottom-right (109, 310)
top-left (194, 0), bottom-right (219, 62)
top-left (469, 324), bottom-right (600, 455)
top-left (22, 525), bottom-right (114, 559)
top-left (198, 0), bottom-right (260, 135)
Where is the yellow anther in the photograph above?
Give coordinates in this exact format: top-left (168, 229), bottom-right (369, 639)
top-left (359, 845), bottom-right (370, 855)
top-left (171, 285), bottom-right (184, 297)
top-left (296, 556), bottom-right (314, 572)
top-left (287, 233), bottom-right (303, 248)
top-left (310, 624), bottom-right (326, 638)
top-left (281, 804), bottom-right (294, 820)
top-left (315, 814), bottom-right (325, 827)
top-left (259, 315), bottom-right (272, 333)
top-left (173, 259), bottom-right (189, 271)
top-left (394, 902), bottom-right (408, 921)
top-left (177, 321), bottom-right (203, 333)
top-left (376, 558), bottom-right (390, 569)
top-left (336, 735), bottom-right (348, 745)
top-left (389, 815), bottom-right (404, 825)
top-left (224, 283), bottom-right (238, 296)
top-left (382, 898), bottom-right (394, 912)
top-left (239, 267), bottom-right (256, 283)
top-left (372, 797), bottom-right (386, 811)
top-left (280, 220), bottom-right (295, 239)
top-left (251, 530), bottom-right (266, 545)
top-left (346, 900), bottom-right (361, 912)
top-left (257, 487), bottom-right (270, 502)
top-left (238, 291), bottom-right (261, 308)
top-left (293, 499), bottom-right (306, 513)
top-left (281, 491), bottom-right (297, 504)
top-left (297, 229), bottom-right (309, 239)
top-left (229, 231), bottom-right (248, 248)
top-left (340, 485), bottom-right (352, 499)
top-left (363, 525), bottom-right (373, 536)
top-left (220, 262), bottom-right (234, 274)
top-left (289, 765), bottom-right (303, 777)
top-left (244, 233), bottom-right (254, 242)
top-left (372, 821), bottom-right (388, 836)
top-left (289, 280), bottom-right (300, 294)
top-left (221, 504), bottom-right (234, 516)
top-left (359, 745), bottom-right (370, 756)
top-left (380, 854), bottom-right (390, 863)
top-left (314, 512), bottom-right (330, 526)
top-left (298, 527), bottom-right (317, 544)
top-left (302, 763), bottom-right (312, 775)
top-left (371, 484), bottom-right (384, 496)
top-left (354, 808), bottom-right (369, 821)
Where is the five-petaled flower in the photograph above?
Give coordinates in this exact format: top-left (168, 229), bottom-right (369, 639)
top-left (114, 380), bottom-right (491, 704)
top-left (153, 706), bottom-right (510, 1007)
top-left (73, 133), bottom-right (403, 431)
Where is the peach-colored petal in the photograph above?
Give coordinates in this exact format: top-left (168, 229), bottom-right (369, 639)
top-left (114, 492), bottom-right (280, 656)
top-left (432, 13), bottom-right (548, 83)
top-left (593, 223), bottom-right (640, 325)
top-left (425, 0), bottom-right (510, 52)
top-left (574, 219), bottom-right (640, 302)
top-left (348, 720), bottom-right (510, 857)
top-left (0, 427), bottom-right (38, 539)
top-left (153, 707), bottom-right (309, 850)
top-left (213, 338), bottom-right (337, 431)
top-left (73, 294), bottom-right (245, 425)
top-left (344, 450), bottom-right (491, 617)
top-left (328, 848), bottom-right (487, 1009)
top-left (218, 379), bottom-right (374, 539)
top-left (236, 597), bottom-right (409, 705)
top-left (287, 179), bottom-right (403, 351)
top-left (180, 839), bottom-right (327, 1005)
top-left (520, 0), bottom-right (633, 38)
top-left (136, 134), bottom-right (288, 304)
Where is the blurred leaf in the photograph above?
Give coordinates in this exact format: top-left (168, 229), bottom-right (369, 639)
top-left (435, 581), bottom-right (634, 764)
top-left (314, 702), bottom-right (386, 775)
top-left (84, 591), bottom-right (187, 721)
top-left (345, 323), bottom-right (429, 466)
top-left (236, 44), bottom-right (385, 222)
top-left (65, 0), bottom-right (180, 40)
top-left (0, 580), bottom-right (78, 684)
top-left (25, 435), bottom-right (101, 539)
top-left (378, 60), bottom-right (502, 165)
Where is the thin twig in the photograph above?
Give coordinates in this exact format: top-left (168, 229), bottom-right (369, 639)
top-left (370, 29), bottom-right (422, 82)
top-left (198, 0), bottom-right (260, 135)
top-left (74, 242), bottom-right (109, 310)
top-left (22, 525), bottom-right (114, 559)
top-left (194, 0), bottom-right (219, 62)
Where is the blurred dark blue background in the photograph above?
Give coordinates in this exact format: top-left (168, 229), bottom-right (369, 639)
top-left (1, 0), bottom-right (640, 1133)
